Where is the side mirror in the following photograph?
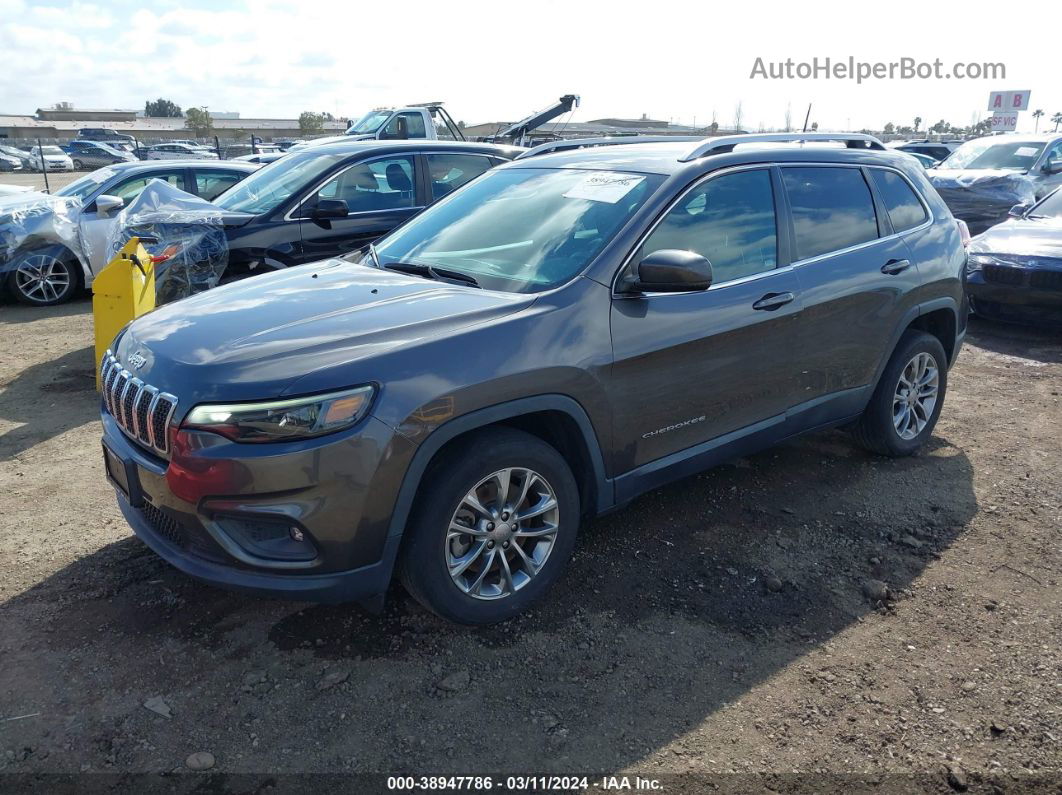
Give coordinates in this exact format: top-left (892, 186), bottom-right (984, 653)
top-left (95, 194), bottom-right (125, 214)
top-left (1043, 161), bottom-right (1062, 175)
top-left (625, 249), bottom-right (713, 293)
top-left (312, 199), bottom-right (348, 220)
top-left (1008, 203), bottom-right (1029, 219)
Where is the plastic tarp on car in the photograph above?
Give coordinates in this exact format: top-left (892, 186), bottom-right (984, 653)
top-left (928, 169), bottom-right (1038, 235)
top-left (104, 179), bottom-right (229, 305)
top-left (0, 190), bottom-right (85, 278)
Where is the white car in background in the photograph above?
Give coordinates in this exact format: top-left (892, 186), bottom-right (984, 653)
top-left (28, 145), bottom-right (75, 172)
top-left (141, 143), bottom-right (218, 160)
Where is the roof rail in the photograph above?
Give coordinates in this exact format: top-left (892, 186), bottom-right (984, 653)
top-left (679, 133), bottom-right (886, 162)
top-left (515, 135), bottom-right (702, 160)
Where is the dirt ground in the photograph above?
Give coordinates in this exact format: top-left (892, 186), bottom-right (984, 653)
top-left (0, 294), bottom-right (1059, 793)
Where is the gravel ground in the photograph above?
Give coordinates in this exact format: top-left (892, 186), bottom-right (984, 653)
top-left (0, 295), bottom-right (1059, 793)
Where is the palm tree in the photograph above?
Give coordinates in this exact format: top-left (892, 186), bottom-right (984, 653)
top-left (1032, 109), bottom-right (1044, 132)
top-left (914, 116), bottom-right (922, 134)
top-left (1053, 112), bottom-right (1062, 132)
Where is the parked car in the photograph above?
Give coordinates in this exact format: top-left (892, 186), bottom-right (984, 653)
top-left (77, 128), bottom-right (136, 146)
top-left (1, 160), bottom-right (257, 305)
top-left (206, 139), bottom-right (519, 276)
top-left (98, 133), bottom-right (967, 624)
top-left (232, 151), bottom-right (286, 165)
top-left (28, 145), bottom-right (74, 172)
top-left (894, 140), bottom-right (963, 162)
top-left (142, 143), bottom-right (219, 161)
top-left (899, 151), bottom-right (939, 170)
top-left (928, 134), bottom-right (1062, 234)
top-left (0, 145), bottom-right (32, 170)
top-left (289, 104), bottom-right (464, 151)
top-left (68, 140), bottom-right (136, 170)
top-left (221, 144), bottom-right (281, 160)
top-left (965, 187), bottom-right (1062, 325)
top-left (0, 149), bottom-right (22, 172)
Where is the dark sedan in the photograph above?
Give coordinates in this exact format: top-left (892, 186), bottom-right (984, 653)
top-left (208, 140), bottom-right (521, 276)
top-left (966, 188), bottom-right (1062, 326)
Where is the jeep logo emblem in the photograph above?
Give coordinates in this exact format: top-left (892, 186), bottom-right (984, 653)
top-left (127, 351), bottom-right (147, 370)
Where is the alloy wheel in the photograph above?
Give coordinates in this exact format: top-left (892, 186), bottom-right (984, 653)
top-left (13, 253), bottom-right (73, 304)
top-left (445, 467), bottom-right (560, 600)
top-left (893, 352), bottom-right (939, 440)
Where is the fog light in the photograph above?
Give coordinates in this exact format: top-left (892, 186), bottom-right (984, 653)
top-left (290, 527), bottom-right (305, 542)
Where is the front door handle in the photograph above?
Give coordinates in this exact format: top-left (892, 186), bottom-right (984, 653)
top-left (752, 291), bottom-right (796, 311)
top-left (881, 258), bottom-right (911, 275)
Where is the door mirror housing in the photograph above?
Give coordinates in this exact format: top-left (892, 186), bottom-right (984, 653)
top-left (625, 249), bottom-right (713, 293)
top-left (95, 194), bottom-right (125, 215)
top-left (1043, 160), bottom-right (1062, 175)
top-left (312, 199), bottom-right (348, 220)
top-left (1008, 203), bottom-right (1030, 219)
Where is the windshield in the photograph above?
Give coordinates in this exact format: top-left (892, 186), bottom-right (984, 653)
top-left (55, 168), bottom-right (117, 200)
top-left (939, 139), bottom-right (1045, 171)
top-left (213, 152), bottom-right (346, 214)
top-left (1030, 189), bottom-right (1062, 219)
top-left (373, 167), bottom-right (663, 293)
top-left (38, 146), bottom-right (65, 156)
top-left (346, 110), bottom-right (391, 135)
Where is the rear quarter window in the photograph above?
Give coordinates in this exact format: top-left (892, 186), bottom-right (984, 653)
top-left (782, 167), bottom-right (879, 260)
top-left (869, 169), bottom-right (928, 232)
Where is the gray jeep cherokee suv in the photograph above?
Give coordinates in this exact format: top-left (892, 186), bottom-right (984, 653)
top-left (100, 133), bottom-right (968, 624)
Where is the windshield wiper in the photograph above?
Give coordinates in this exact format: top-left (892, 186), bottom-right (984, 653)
top-left (384, 261), bottom-right (480, 288)
top-left (368, 242), bottom-right (381, 268)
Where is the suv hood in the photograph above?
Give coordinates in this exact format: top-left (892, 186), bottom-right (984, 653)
top-left (970, 217), bottom-right (1062, 259)
top-left (115, 260), bottom-right (535, 405)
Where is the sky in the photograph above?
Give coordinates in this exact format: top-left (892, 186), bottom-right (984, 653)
top-left (2, 0), bottom-right (1059, 134)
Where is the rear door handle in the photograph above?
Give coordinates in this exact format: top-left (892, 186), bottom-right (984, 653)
top-left (881, 258), bottom-right (911, 275)
top-left (752, 291), bottom-right (796, 311)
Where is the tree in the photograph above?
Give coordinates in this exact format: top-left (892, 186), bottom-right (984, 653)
top-left (184, 107), bottom-right (214, 137)
top-left (144, 98), bottom-right (182, 118)
top-left (784, 103), bottom-right (792, 133)
top-left (709, 121), bottom-right (719, 135)
top-left (299, 111), bottom-right (326, 134)
top-left (883, 122), bottom-right (895, 135)
top-left (1032, 109), bottom-right (1044, 132)
top-left (913, 116), bottom-right (922, 133)
top-left (732, 101), bottom-right (743, 133)
top-left (810, 121), bottom-right (818, 131)
top-left (1053, 112), bottom-right (1062, 132)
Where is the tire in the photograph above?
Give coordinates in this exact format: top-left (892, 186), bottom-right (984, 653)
top-left (72, 159), bottom-right (84, 170)
top-left (852, 330), bottom-right (948, 457)
top-left (8, 246), bottom-right (81, 306)
top-left (398, 427), bottom-right (580, 624)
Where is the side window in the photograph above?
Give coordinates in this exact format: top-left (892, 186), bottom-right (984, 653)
top-left (869, 169), bottom-right (928, 232)
top-left (195, 170), bottom-right (245, 201)
top-left (305, 156), bottom-right (416, 214)
top-left (384, 112), bottom-right (427, 139)
top-left (782, 167), bottom-right (879, 261)
top-left (640, 168), bottom-right (778, 284)
top-left (110, 171), bottom-right (184, 201)
top-left (425, 154), bottom-right (492, 201)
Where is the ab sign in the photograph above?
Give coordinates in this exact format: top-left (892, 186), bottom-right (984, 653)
top-left (988, 91), bottom-right (1031, 132)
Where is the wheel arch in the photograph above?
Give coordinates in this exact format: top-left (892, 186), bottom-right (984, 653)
top-left (385, 395), bottom-right (612, 544)
top-left (873, 298), bottom-right (961, 387)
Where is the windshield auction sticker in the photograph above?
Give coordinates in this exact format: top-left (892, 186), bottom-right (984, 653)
top-left (564, 172), bottom-right (645, 204)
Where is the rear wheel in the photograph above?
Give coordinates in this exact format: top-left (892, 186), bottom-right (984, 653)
top-left (8, 247), bottom-right (80, 306)
top-left (852, 330), bottom-right (947, 456)
top-left (399, 428), bottom-right (580, 624)
top-left (72, 159), bottom-right (84, 170)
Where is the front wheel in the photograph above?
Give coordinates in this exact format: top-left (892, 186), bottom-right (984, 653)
top-left (399, 428), bottom-right (580, 624)
top-left (8, 247), bottom-right (80, 306)
top-left (852, 330), bottom-right (948, 456)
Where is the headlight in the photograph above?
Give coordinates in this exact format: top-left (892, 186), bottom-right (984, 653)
top-left (183, 385), bottom-right (375, 443)
top-left (966, 253), bottom-right (996, 274)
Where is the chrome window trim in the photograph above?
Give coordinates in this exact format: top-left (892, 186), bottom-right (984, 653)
top-left (611, 161), bottom-right (935, 298)
top-left (283, 153), bottom-right (420, 222)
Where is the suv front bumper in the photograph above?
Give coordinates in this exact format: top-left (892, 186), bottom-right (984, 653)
top-left (101, 410), bottom-right (413, 603)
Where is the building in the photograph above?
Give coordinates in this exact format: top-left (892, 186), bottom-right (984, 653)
top-left (463, 118), bottom-right (739, 141)
top-left (0, 105), bottom-right (345, 143)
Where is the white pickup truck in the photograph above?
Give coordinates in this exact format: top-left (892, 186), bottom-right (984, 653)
top-left (290, 103), bottom-right (464, 150)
